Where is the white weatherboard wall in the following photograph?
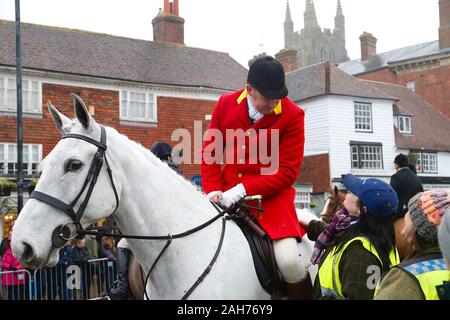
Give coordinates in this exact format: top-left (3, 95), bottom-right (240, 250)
top-left (298, 96), bottom-right (330, 157)
top-left (327, 95), bottom-right (397, 180)
top-left (433, 152), bottom-right (450, 177)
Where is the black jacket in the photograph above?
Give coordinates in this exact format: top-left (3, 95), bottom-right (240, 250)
top-left (390, 167), bottom-right (423, 218)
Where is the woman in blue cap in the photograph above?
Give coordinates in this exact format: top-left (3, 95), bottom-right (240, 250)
top-left (299, 174), bottom-right (400, 299)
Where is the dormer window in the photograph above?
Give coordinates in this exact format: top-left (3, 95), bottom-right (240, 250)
top-left (398, 116), bottom-right (412, 134)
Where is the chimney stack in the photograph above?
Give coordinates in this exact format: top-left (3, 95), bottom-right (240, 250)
top-left (152, 0), bottom-right (185, 45)
top-left (275, 49), bottom-right (299, 73)
top-left (439, 0), bottom-right (450, 49)
top-left (359, 32), bottom-right (377, 61)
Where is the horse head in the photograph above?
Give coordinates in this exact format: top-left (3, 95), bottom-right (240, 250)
top-left (321, 186), bottom-right (346, 223)
top-left (11, 94), bottom-right (121, 269)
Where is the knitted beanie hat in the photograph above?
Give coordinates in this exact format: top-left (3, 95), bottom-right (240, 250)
top-left (438, 210), bottom-right (450, 263)
top-left (408, 189), bottom-right (450, 243)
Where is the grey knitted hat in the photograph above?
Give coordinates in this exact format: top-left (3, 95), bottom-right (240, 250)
top-left (438, 210), bottom-right (450, 263)
top-left (408, 189), bottom-right (450, 243)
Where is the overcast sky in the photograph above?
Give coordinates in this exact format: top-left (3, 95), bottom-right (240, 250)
top-left (0, 0), bottom-right (440, 68)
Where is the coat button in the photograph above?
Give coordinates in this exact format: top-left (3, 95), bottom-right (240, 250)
top-left (246, 131), bottom-right (252, 136)
top-left (242, 145), bottom-right (246, 149)
top-left (238, 173), bottom-right (243, 178)
top-left (238, 159), bottom-right (244, 164)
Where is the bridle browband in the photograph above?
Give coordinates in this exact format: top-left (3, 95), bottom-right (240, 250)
top-left (29, 125), bottom-right (119, 248)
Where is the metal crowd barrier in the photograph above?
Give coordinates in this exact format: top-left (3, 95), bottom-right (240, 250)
top-left (0, 269), bottom-right (33, 300)
top-left (1, 258), bottom-right (116, 300)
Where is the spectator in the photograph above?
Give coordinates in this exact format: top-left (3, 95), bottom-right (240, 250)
top-left (390, 153), bottom-right (424, 260)
top-left (100, 236), bottom-right (116, 294)
top-left (150, 141), bottom-right (184, 176)
top-left (299, 174), bottom-right (400, 300)
top-left (437, 209), bottom-right (450, 299)
top-left (1, 236), bottom-right (27, 300)
top-left (70, 238), bottom-right (92, 299)
top-left (85, 234), bottom-right (99, 260)
top-left (375, 190), bottom-right (450, 300)
top-left (390, 153), bottom-right (423, 218)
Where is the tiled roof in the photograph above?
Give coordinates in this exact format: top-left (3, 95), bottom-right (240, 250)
top-left (365, 81), bottom-right (450, 152)
top-left (0, 19), bottom-right (247, 91)
top-left (286, 62), bottom-right (396, 102)
top-left (338, 41), bottom-right (444, 75)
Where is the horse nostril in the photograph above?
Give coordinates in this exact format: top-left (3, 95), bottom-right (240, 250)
top-left (21, 241), bottom-right (35, 262)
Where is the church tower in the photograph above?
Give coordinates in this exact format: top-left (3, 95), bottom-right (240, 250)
top-left (284, 1), bottom-right (294, 48)
top-left (304, 0), bottom-right (319, 30)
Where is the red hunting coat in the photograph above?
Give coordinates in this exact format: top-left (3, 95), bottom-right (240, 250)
top-left (201, 89), bottom-right (306, 240)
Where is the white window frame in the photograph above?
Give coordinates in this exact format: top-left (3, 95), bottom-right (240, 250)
top-left (416, 152), bottom-right (438, 173)
top-left (0, 143), bottom-right (42, 177)
top-left (350, 143), bottom-right (383, 170)
top-left (294, 191), bottom-right (311, 209)
top-left (120, 89), bottom-right (157, 123)
top-left (398, 116), bottom-right (412, 134)
top-left (0, 76), bottom-right (42, 114)
top-left (354, 102), bottom-right (372, 132)
top-left (407, 81), bottom-right (415, 92)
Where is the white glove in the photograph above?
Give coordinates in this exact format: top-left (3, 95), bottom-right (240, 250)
top-left (220, 184), bottom-right (247, 208)
top-left (206, 190), bottom-right (223, 203)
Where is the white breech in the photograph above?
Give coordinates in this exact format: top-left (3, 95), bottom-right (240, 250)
top-left (273, 237), bottom-right (308, 284)
top-left (117, 238), bottom-right (131, 250)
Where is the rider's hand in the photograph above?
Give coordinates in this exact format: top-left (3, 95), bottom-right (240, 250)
top-left (220, 184), bottom-right (247, 208)
top-left (206, 191), bottom-right (223, 203)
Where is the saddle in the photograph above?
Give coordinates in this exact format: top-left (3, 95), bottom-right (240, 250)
top-left (230, 203), bottom-right (286, 299)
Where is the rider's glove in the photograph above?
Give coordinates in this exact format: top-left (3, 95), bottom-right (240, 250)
top-left (220, 183), bottom-right (247, 208)
top-left (206, 190), bottom-right (223, 203)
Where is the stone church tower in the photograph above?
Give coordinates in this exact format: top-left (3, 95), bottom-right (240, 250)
top-left (283, 0), bottom-right (349, 69)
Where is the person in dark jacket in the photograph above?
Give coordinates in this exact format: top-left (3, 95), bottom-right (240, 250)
top-left (390, 154), bottom-right (424, 260)
top-left (390, 154), bottom-right (423, 218)
top-left (150, 141), bottom-right (184, 176)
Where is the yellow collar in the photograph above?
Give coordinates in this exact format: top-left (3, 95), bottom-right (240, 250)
top-left (237, 89), bottom-right (282, 115)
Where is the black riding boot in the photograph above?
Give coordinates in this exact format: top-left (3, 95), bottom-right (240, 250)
top-left (108, 247), bottom-right (132, 300)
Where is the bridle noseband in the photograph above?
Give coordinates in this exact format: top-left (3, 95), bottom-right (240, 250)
top-left (29, 125), bottom-right (119, 248)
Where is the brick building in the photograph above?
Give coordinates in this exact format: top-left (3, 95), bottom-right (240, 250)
top-left (339, 0), bottom-right (450, 120)
top-left (0, 0), bottom-right (247, 190)
top-left (286, 62), bottom-right (450, 212)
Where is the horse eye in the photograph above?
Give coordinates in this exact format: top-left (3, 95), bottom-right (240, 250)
top-left (65, 160), bottom-right (83, 172)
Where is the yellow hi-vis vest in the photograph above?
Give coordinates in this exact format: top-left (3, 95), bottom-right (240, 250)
top-left (318, 236), bottom-right (400, 299)
top-left (397, 256), bottom-right (449, 300)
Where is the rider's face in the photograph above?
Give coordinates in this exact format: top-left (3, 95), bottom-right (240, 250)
top-left (246, 86), bottom-right (280, 115)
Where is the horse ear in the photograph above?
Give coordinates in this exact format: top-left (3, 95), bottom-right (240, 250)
top-left (71, 93), bottom-right (94, 131)
top-left (47, 101), bottom-right (71, 135)
top-left (334, 185), bottom-right (339, 196)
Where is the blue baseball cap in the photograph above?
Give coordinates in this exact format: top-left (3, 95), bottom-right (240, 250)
top-left (343, 174), bottom-right (398, 219)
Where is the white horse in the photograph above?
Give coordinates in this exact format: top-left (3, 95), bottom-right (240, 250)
top-left (12, 94), bottom-right (317, 300)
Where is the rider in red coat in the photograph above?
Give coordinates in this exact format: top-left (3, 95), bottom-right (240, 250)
top-left (201, 56), bottom-right (310, 299)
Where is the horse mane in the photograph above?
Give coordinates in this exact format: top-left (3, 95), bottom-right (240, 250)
top-left (106, 126), bottom-right (207, 203)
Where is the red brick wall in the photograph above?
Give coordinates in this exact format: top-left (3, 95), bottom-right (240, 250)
top-left (0, 83), bottom-right (217, 180)
top-left (357, 65), bottom-right (450, 119)
top-left (296, 154), bottom-right (330, 193)
top-left (153, 17), bottom-right (185, 45)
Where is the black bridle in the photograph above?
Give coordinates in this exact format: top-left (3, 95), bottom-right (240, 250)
top-left (29, 125), bottom-right (119, 248)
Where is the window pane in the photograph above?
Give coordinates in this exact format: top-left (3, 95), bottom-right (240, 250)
top-left (0, 78), bottom-right (4, 109)
top-left (32, 145), bottom-right (39, 162)
top-left (7, 79), bottom-right (16, 111)
top-left (354, 103), bottom-right (372, 131)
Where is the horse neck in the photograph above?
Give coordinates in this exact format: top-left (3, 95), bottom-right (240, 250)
top-left (106, 129), bottom-right (220, 259)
